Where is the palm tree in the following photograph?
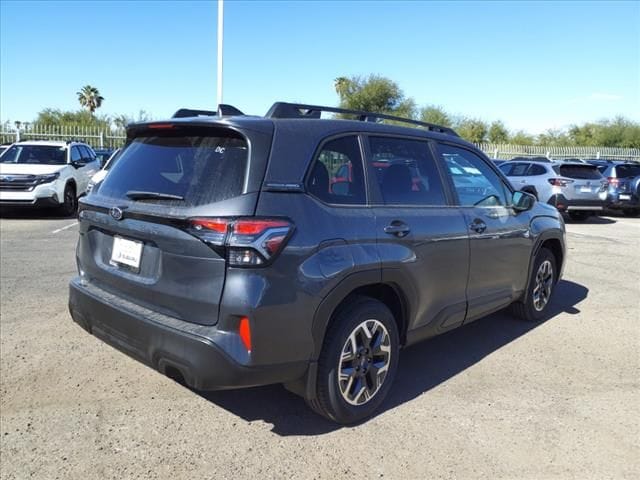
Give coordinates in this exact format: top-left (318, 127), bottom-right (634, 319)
top-left (334, 77), bottom-right (352, 100)
top-left (77, 85), bottom-right (104, 114)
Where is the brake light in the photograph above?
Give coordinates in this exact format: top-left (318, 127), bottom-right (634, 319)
top-left (147, 123), bottom-right (175, 129)
top-left (548, 178), bottom-right (574, 187)
top-left (607, 177), bottom-right (619, 187)
top-left (188, 217), bottom-right (293, 267)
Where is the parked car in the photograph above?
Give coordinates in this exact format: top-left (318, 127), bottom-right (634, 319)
top-left (86, 148), bottom-right (121, 193)
top-left (587, 161), bottom-right (640, 217)
top-left (92, 148), bottom-right (115, 168)
top-left (0, 140), bottom-right (100, 215)
top-left (499, 160), bottom-right (607, 221)
top-left (0, 143), bottom-right (12, 157)
top-left (69, 102), bottom-right (566, 424)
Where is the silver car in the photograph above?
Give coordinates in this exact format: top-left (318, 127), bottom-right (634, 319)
top-left (499, 160), bottom-right (607, 221)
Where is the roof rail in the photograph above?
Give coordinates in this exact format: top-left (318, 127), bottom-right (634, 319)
top-left (172, 104), bottom-right (245, 119)
top-left (265, 102), bottom-right (459, 136)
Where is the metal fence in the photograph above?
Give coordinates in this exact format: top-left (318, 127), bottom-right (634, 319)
top-left (0, 123), bottom-right (126, 149)
top-left (1, 124), bottom-right (639, 161)
top-left (477, 143), bottom-right (640, 162)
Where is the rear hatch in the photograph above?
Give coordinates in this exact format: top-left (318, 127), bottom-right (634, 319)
top-left (613, 164), bottom-right (640, 193)
top-left (553, 164), bottom-right (606, 199)
top-left (77, 122), bottom-right (271, 326)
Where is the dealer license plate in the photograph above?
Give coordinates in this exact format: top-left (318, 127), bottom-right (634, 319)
top-left (110, 236), bottom-right (143, 270)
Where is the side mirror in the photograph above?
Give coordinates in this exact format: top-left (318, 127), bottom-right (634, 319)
top-left (512, 190), bottom-right (535, 212)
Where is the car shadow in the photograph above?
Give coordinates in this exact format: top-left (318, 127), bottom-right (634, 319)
top-left (196, 279), bottom-right (588, 436)
top-left (565, 215), bottom-right (616, 225)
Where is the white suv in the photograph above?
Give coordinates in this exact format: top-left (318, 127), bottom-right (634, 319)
top-left (0, 141), bottom-right (100, 216)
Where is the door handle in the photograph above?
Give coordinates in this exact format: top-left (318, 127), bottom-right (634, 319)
top-left (469, 219), bottom-right (487, 234)
top-left (384, 221), bottom-right (410, 237)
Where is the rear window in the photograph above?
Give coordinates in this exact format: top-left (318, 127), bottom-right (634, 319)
top-left (615, 164), bottom-right (640, 178)
top-left (555, 165), bottom-right (602, 180)
top-left (98, 129), bottom-right (248, 206)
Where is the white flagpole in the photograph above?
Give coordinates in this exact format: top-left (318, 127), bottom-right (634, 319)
top-left (216, 0), bottom-right (224, 106)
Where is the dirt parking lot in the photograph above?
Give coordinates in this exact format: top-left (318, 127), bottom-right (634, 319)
top-left (0, 211), bottom-right (638, 479)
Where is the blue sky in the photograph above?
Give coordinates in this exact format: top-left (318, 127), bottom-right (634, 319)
top-left (1, 0), bottom-right (638, 133)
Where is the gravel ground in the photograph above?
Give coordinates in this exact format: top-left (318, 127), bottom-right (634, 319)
top-left (1, 211), bottom-right (639, 479)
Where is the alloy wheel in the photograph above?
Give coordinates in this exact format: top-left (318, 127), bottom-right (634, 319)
top-left (532, 260), bottom-right (553, 311)
top-left (337, 319), bottom-right (391, 406)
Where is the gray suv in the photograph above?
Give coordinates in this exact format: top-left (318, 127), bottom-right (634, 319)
top-left (68, 103), bottom-right (566, 424)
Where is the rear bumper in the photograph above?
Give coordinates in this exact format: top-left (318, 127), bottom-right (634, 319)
top-left (547, 194), bottom-right (605, 212)
top-left (68, 277), bottom-right (308, 390)
top-left (606, 192), bottom-right (640, 210)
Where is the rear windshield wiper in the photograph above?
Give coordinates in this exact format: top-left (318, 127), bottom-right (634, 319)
top-left (125, 190), bottom-right (185, 201)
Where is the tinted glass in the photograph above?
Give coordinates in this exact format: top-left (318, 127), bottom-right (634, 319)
top-left (98, 129), bottom-right (248, 206)
top-left (558, 165), bottom-right (602, 180)
top-left (615, 164), bottom-right (640, 178)
top-left (0, 145), bottom-right (67, 165)
top-left (79, 145), bottom-right (93, 160)
top-left (439, 144), bottom-right (509, 207)
top-left (307, 136), bottom-right (365, 205)
top-left (71, 146), bottom-right (82, 162)
top-left (508, 163), bottom-right (531, 176)
top-left (529, 164), bottom-right (547, 175)
top-left (367, 137), bottom-right (446, 206)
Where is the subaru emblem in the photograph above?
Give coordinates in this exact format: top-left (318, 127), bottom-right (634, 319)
top-left (110, 207), bottom-right (124, 221)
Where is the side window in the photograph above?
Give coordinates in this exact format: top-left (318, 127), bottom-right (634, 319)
top-left (367, 136), bottom-right (446, 206)
top-left (307, 135), bottom-right (365, 205)
top-left (509, 163), bottom-right (531, 176)
top-left (438, 144), bottom-right (509, 207)
top-left (70, 146), bottom-right (82, 162)
top-left (79, 146), bottom-right (92, 161)
top-left (529, 164), bottom-right (547, 176)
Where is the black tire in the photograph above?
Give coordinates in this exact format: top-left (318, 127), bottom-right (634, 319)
top-left (307, 296), bottom-right (399, 424)
top-left (58, 183), bottom-right (77, 217)
top-left (568, 211), bottom-right (589, 222)
top-left (511, 247), bottom-right (557, 322)
top-left (622, 209), bottom-right (640, 218)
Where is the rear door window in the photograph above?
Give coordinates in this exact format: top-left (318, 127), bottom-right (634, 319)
top-left (98, 129), bottom-right (248, 206)
top-left (529, 164), bottom-right (547, 175)
top-left (557, 165), bottom-right (602, 180)
top-left (367, 136), bottom-right (447, 206)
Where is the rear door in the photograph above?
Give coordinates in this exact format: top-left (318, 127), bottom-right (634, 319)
top-left (77, 125), bottom-right (267, 326)
top-left (366, 135), bottom-right (470, 335)
top-left (436, 143), bottom-right (533, 322)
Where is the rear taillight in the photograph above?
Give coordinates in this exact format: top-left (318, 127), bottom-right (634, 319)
top-left (548, 178), bottom-right (574, 187)
top-left (188, 217), bottom-right (293, 267)
top-left (607, 177), bottom-right (619, 187)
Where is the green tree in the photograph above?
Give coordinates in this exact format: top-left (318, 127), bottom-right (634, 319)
top-left (488, 120), bottom-right (509, 143)
top-left (537, 128), bottom-right (571, 146)
top-left (455, 117), bottom-right (488, 143)
top-left (510, 130), bottom-right (535, 145)
top-left (35, 108), bottom-right (110, 128)
top-left (334, 74), bottom-right (416, 118)
top-left (76, 85), bottom-right (104, 114)
top-left (419, 105), bottom-right (452, 127)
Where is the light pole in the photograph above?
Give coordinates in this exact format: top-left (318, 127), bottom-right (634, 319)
top-left (217, 0), bottom-right (224, 106)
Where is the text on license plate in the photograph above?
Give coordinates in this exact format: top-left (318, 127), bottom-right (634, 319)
top-left (619, 194), bottom-right (631, 200)
top-left (110, 236), bottom-right (143, 270)
top-left (580, 186), bottom-right (592, 193)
